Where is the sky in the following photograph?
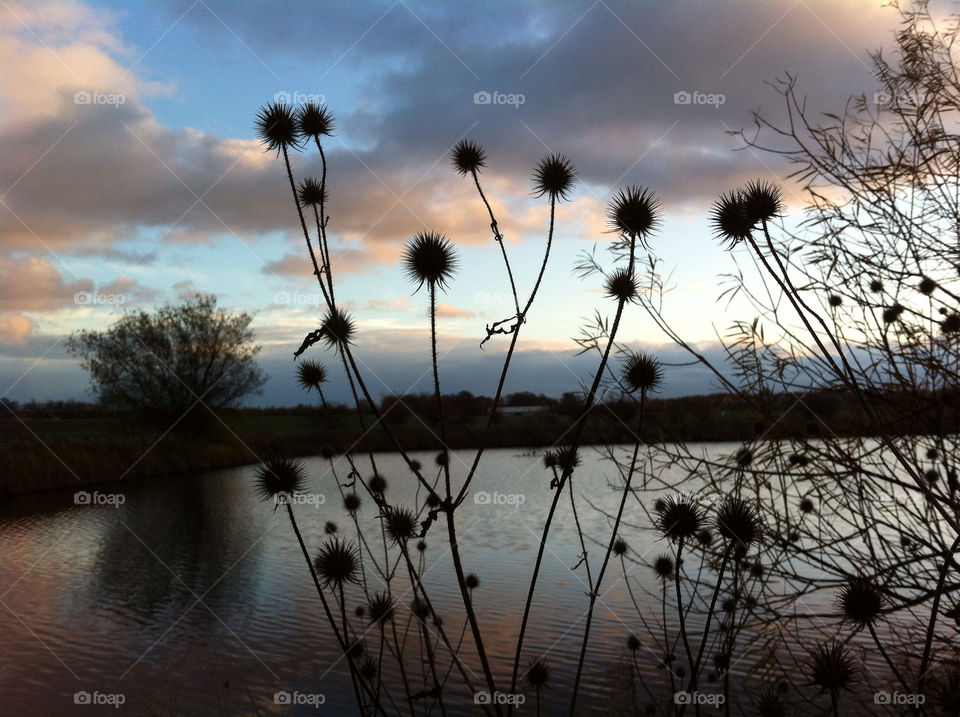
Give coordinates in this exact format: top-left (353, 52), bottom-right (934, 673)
top-left (0, 0), bottom-right (919, 406)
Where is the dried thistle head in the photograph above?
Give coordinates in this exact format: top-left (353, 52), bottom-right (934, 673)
top-left (882, 303), bottom-right (905, 323)
top-left (255, 101), bottom-right (300, 154)
top-left (254, 454), bottom-right (307, 502)
top-left (741, 179), bottom-right (784, 225)
top-left (622, 351), bottom-right (663, 394)
top-left (320, 308), bottom-right (356, 352)
top-left (297, 177), bottom-right (327, 207)
top-left (532, 153), bottom-right (575, 201)
top-left (715, 496), bottom-right (761, 548)
top-left (807, 640), bottom-right (858, 694)
top-left (313, 538), bottom-right (361, 589)
top-left (612, 537), bottom-right (628, 556)
top-left (555, 445), bottom-right (581, 474)
top-left (368, 474), bottom-right (387, 495)
top-left (465, 573), bottom-right (479, 590)
top-left (451, 139), bottom-right (486, 176)
top-left (607, 185), bottom-right (661, 244)
top-left (710, 191), bottom-right (753, 248)
top-left (296, 101), bottom-right (335, 140)
top-left (524, 658), bottom-right (550, 690)
top-left (403, 231), bottom-right (458, 292)
top-left (919, 276), bottom-right (937, 295)
top-left (542, 450), bottom-right (558, 469)
top-left (343, 493), bottom-right (361, 514)
top-left (604, 267), bottom-right (639, 302)
top-left (838, 576), bottom-right (884, 630)
top-left (653, 554), bottom-right (675, 580)
top-left (941, 313), bottom-right (960, 334)
top-left (296, 359), bottom-right (327, 393)
top-left (366, 591), bottom-right (396, 625)
top-left (383, 505), bottom-right (419, 545)
top-left (656, 494), bottom-right (703, 542)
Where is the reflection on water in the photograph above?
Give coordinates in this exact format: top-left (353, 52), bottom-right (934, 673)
top-left (0, 445), bottom-right (894, 715)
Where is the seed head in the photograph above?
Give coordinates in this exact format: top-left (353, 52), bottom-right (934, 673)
top-left (313, 538), bottom-right (361, 589)
top-left (710, 191), bottom-right (753, 247)
top-left (383, 505), bottom-right (419, 545)
top-left (715, 496), bottom-right (761, 548)
top-left (465, 573), bottom-right (479, 590)
top-left (255, 101), bottom-right (300, 153)
top-left (320, 308), bottom-right (355, 352)
top-left (807, 640), bottom-right (858, 694)
top-left (254, 454), bottom-right (308, 502)
top-left (655, 494), bottom-right (703, 542)
top-left (368, 474), bottom-right (387, 495)
top-left (604, 267), bottom-right (639, 302)
top-left (607, 185), bottom-right (661, 244)
top-left (919, 276), bottom-right (937, 295)
top-left (941, 313), bottom-right (960, 334)
top-left (297, 177), bottom-right (327, 207)
top-left (882, 303), bottom-right (905, 323)
top-left (343, 493), bottom-right (361, 514)
top-left (296, 101), bottom-right (335, 139)
top-left (622, 351), bottom-right (663, 394)
top-left (612, 537), bottom-right (629, 556)
top-left (741, 179), bottom-right (784, 225)
top-left (451, 139), bottom-right (486, 176)
top-left (532, 154), bottom-right (575, 201)
top-left (403, 231), bottom-right (458, 292)
top-left (296, 359), bottom-right (328, 393)
top-left (838, 576), bottom-right (884, 630)
top-left (366, 591), bottom-right (396, 625)
top-left (524, 659), bottom-right (550, 690)
top-left (653, 554), bottom-right (675, 580)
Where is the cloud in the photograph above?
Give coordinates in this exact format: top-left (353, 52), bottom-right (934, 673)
top-left (435, 303), bottom-right (475, 319)
top-left (0, 255), bottom-right (91, 311)
top-left (0, 314), bottom-right (35, 344)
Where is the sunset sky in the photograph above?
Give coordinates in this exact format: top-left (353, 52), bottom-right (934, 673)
top-left (0, 0), bottom-right (907, 405)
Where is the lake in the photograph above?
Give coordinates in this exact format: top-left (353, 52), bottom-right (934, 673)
top-left (0, 444), bottom-right (898, 715)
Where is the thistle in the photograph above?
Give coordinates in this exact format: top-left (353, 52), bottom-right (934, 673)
top-left (368, 474), bottom-right (387, 495)
top-left (882, 303), bottom-right (905, 323)
top-left (296, 101), bottom-right (335, 140)
top-left (741, 179), bottom-right (784, 225)
top-left (837, 576), bottom-right (883, 630)
top-left (807, 640), bottom-right (857, 695)
top-left (297, 177), bottom-right (327, 207)
top-left (254, 454), bottom-right (307, 502)
top-left (465, 573), bottom-right (480, 590)
top-left (532, 154), bottom-right (575, 201)
top-left (607, 185), bottom-right (661, 246)
top-left (296, 359), bottom-right (327, 393)
top-left (403, 231), bottom-right (458, 292)
top-left (621, 351), bottom-right (663, 394)
top-left (255, 101), bottom-right (300, 153)
top-left (715, 496), bottom-right (761, 548)
top-left (320, 308), bottom-right (355, 352)
top-left (710, 191), bottom-right (753, 247)
top-left (655, 494), bottom-right (703, 542)
top-left (343, 493), bottom-right (361, 514)
top-left (451, 139), bottom-right (486, 176)
top-left (383, 505), bottom-right (419, 545)
top-left (919, 276), bottom-right (937, 295)
top-left (366, 591), bottom-right (396, 625)
top-left (604, 267), bottom-right (639, 302)
top-left (653, 554), bottom-right (675, 580)
top-left (941, 312), bottom-right (960, 334)
top-left (612, 537), bottom-right (628, 556)
top-left (313, 538), bottom-right (361, 589)
top-left (524, 658), bottom-right (550, 690)
top-left (555, 445), bottom-right (581, 474)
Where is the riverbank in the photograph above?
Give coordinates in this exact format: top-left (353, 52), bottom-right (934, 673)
top-left (0, 389), bottom-right (918, 497)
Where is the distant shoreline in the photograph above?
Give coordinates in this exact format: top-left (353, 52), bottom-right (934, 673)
top-left (1, 390), bottom-right (944, 498)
